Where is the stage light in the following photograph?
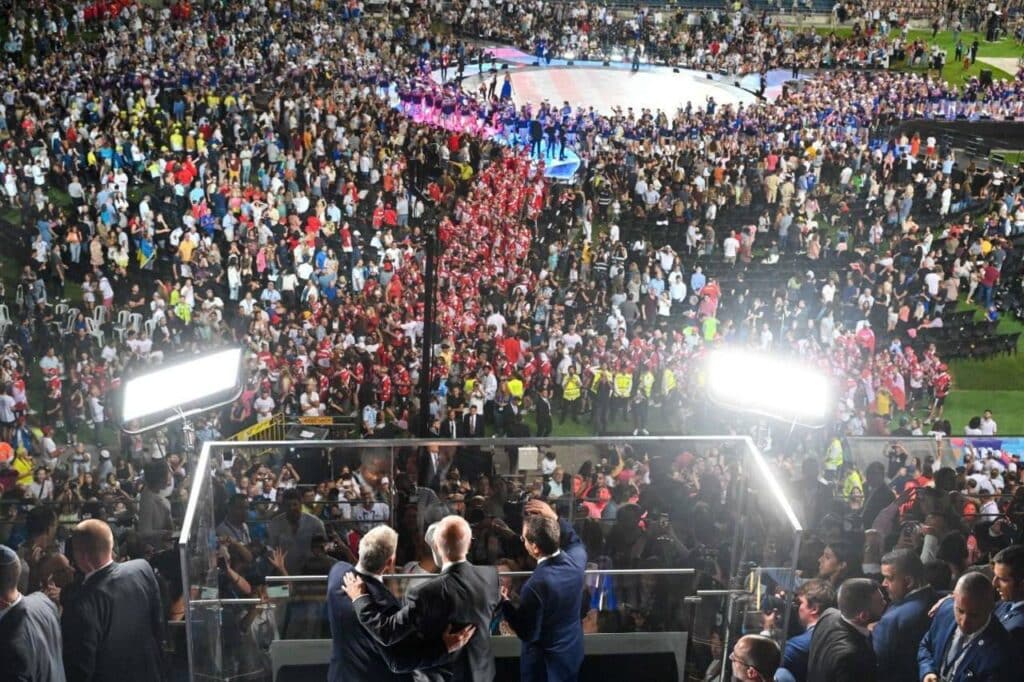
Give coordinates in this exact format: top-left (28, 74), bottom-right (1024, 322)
top-left (122, 347), bottom-right (244, 425)
top-left (705, 348), bottom-right (832, 427)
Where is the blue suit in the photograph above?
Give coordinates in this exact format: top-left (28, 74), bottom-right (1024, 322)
top-left (500, 517), bottom-right (587, 682)
top-left (327, 561), bottom-right (445, 682)
top-left (995, 600), bottom-right (1024, 649)
top-left (917, 598), bottom-right (1018, 682)
top-left (778, 628), bottom-right (812, 682)
top-left (873, 586), bottom-right (937, 682)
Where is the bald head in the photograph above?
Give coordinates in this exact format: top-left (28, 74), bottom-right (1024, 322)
top-left (434, 515), bottom-right (471, 564)
top-left (953, 571), bottom-right (996, 635)
top-left (72, 519), bottom-right (115, 573)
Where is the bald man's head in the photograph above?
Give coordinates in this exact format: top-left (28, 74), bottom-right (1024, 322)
top-left (434, 515), bottom-right (471, 564)
top-left (72, 519), bottom-right (115, 573)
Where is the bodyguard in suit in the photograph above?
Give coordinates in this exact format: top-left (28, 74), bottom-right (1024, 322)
top-left (327, 526), bottom-right (473, 682)
top-left (874, 550), bottom-right (938, 682)
top-left (419, 445), bottom-right (450, 492)
top-left (535, 389), bottom-right (553, 438)
top-left (500, 499), bottom-right (587, 682)
top-left (0, 544), bottom-right (65, 682)
top-left (807, 578), bottom-right (884, 682)
top-left (779, 579), bottom-right (835, 682)
top-left (992, 544), bottom-right (1024, 647)
top-left (344, 515), bottom-right (500, 682)
top-left (918, 571), bottom-right (1017, 682)
top-left (462, 405), bottom-right (485, 438)
top-left (61, 519), bottom-right (165, 682)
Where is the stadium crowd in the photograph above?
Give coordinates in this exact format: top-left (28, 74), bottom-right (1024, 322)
top-left (1, 0), bottom-right (1024, 680)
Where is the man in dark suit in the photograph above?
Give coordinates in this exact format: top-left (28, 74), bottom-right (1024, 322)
top-left (918, 571), bottom-right (1017, 682)
top-left (462, 405), bottom-right (484, 438)
top-left (807, 578), bottom-right (884, 682)
top-left (0, 544), bottom-right (65, 682)
top-left (419, 445), bottom-right (450, 492)
top-left (344, 515), bottom-right (500, 681)
top-left (61, 519), bottom-right (165, 682)
top-left (500, 499), bottom-right (587, 682)
top-left (992, 544), bottom-right (1024, 647)
top-left (535, 389), bottom-right (553, 438)
top-left (327, 526), bottom-right (473, 682)
top-left (441, 409), bottom-right (461, 440)
top-left (873, 549), bottom-right (938, 682)
top-left (779, 579), bottom-right (835, 682)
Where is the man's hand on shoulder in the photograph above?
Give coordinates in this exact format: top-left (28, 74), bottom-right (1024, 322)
top-left (342, 572), bottom-right (367, 601)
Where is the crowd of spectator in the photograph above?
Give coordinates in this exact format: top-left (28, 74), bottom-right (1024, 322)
top-left (0, 0), bottom-right (1023, 679)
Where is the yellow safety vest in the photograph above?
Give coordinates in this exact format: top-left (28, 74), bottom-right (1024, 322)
top-left (662, 368), bottom-right (677, 394)
top-left (563, 375), bottom-right (581, 401)
top-left (640, 371), bottom-right (655, 397)
top-left (613, 372), bottom-right (632, 398)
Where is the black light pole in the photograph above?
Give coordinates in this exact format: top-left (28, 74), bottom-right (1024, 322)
top-left (417, 230), bottom-right (438, 437)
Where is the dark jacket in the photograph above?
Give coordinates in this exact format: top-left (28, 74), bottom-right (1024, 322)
top-left (355, 560), bottom-right (500, 682)
top-left (500, 517), bottom-right (587, 682)
top-left (807, 608), bottom-right (876, 682)
top-left (918, 598), bottom-right (1018, 682)
top-left (995, 600), bottom-right (1024, 650)
top-left (327, 561), bottom-right (447, 682)
top-left (873, 586), bottom-right (938, 682)
top-left (61, 560), bottom-right (165, 682)
top-left (0, 591), bottom-right (66, 682)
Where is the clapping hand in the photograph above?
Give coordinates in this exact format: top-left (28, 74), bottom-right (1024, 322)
top-left (342, 572), bottom-right (367, 600)
top-left (442, 625), bottom-right (476, 653)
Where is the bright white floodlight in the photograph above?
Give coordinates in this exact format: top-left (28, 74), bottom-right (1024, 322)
top-left (122, 348), bottom-right (244, 426)
top-left (706, 349), bottom-right (833, 427)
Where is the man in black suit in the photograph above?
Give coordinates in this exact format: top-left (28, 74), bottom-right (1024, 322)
top-left (61, 519), bottom-right (165, 682)
top-left (441, 408), bottom-right (461, 440)
top-left (462, 404), bottom-right (484, 438)
top-left (807, 577), bottom-right (884, 682)
top-left (535, 389), bottom-right (553, 437)
top-left (345, 515), bottom-right (501, 681)
top-left (419, 445), bottom-right (449, 492)
top-left (0, 544), bottom-right (66, 682)
top-left (327, 526), bottom-right (473, 682)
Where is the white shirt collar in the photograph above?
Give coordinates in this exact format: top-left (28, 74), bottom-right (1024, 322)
top-left (537, 550), bottom-right (561, 564)
top-left (84, 558), bottom-right (115, 583)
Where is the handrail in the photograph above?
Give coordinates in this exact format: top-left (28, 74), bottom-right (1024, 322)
top-left (264, 567), bottom-right (697, 583)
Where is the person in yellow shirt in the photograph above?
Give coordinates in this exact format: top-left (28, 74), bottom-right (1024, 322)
top-left (561, 366), bottom-right (582, 423)
top-left (611, 366), bottom-right (633, 423)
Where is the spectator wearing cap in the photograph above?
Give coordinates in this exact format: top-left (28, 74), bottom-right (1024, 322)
top-left (0, 544), bottom-right (66, 682)
top-left (874, 550), bottom-right (938, 682)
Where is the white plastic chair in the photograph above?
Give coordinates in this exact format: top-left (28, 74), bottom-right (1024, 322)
top-left (0, 304), bottom-right (9, 323)
top-left (85, 317), bottom-right (104, 347)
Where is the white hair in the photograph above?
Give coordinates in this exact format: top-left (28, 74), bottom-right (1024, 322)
top-left (358, 525), bottom-right (398, 575)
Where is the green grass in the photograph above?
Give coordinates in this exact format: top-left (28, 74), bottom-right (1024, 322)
top-left (943, 390), bottom-right (1024, 434)
top-left (813, 27), bottom-right (1021, 86)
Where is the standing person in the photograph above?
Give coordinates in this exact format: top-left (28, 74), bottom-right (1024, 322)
top-left (499, 499), bottom-right (587, 682)
top-left (267, 488), bottom-right (327, 575)
top-left (918, 571), bottom-right (1016, 682)
top-left (535, 388), bottom-right (553, 437)
top-left (326, 526), bottom-right (472, 682)
top-left (873, 550), bottom-right (938, 682)
top-left (61, 519), bottom-right (165, 682)
top-left (779, 579), bottom-right (835, 682)
top-left (344, 515), bottom-right (500, 682)
top-left (807, 578), bottom-right (884, 682)
top-left (0, 545), bottom-right (66, 682)
top-left (991, 545), bottom-right (1024, 647)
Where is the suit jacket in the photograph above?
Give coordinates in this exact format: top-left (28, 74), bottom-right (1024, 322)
top-left (779, 627), bottom-right (812, 682)
top-left (418, 451), bottom-right (449, 491)
top-left (872, 586), bottom-right (938, 682)
top-left (500, 518), bottom-right (587, 682)
top-left (327, 561), bottom-right (447, 682)
top-left (462, 414), bottom-right (484, 438)
top-left (61, 560), bottom-right (165, 682)
top-left (995, 600), bottom-right (1024, 649)
top-left (354, 561), bottom-right (500, 682)
top-left (919, 599), bottom-right (1018, 682)
top-left (441, 419), bottom-right (461, 440)
top-left (0, 592), bottom-right (66, 682)
top-left (807, 608), bottom-right (876, 682)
